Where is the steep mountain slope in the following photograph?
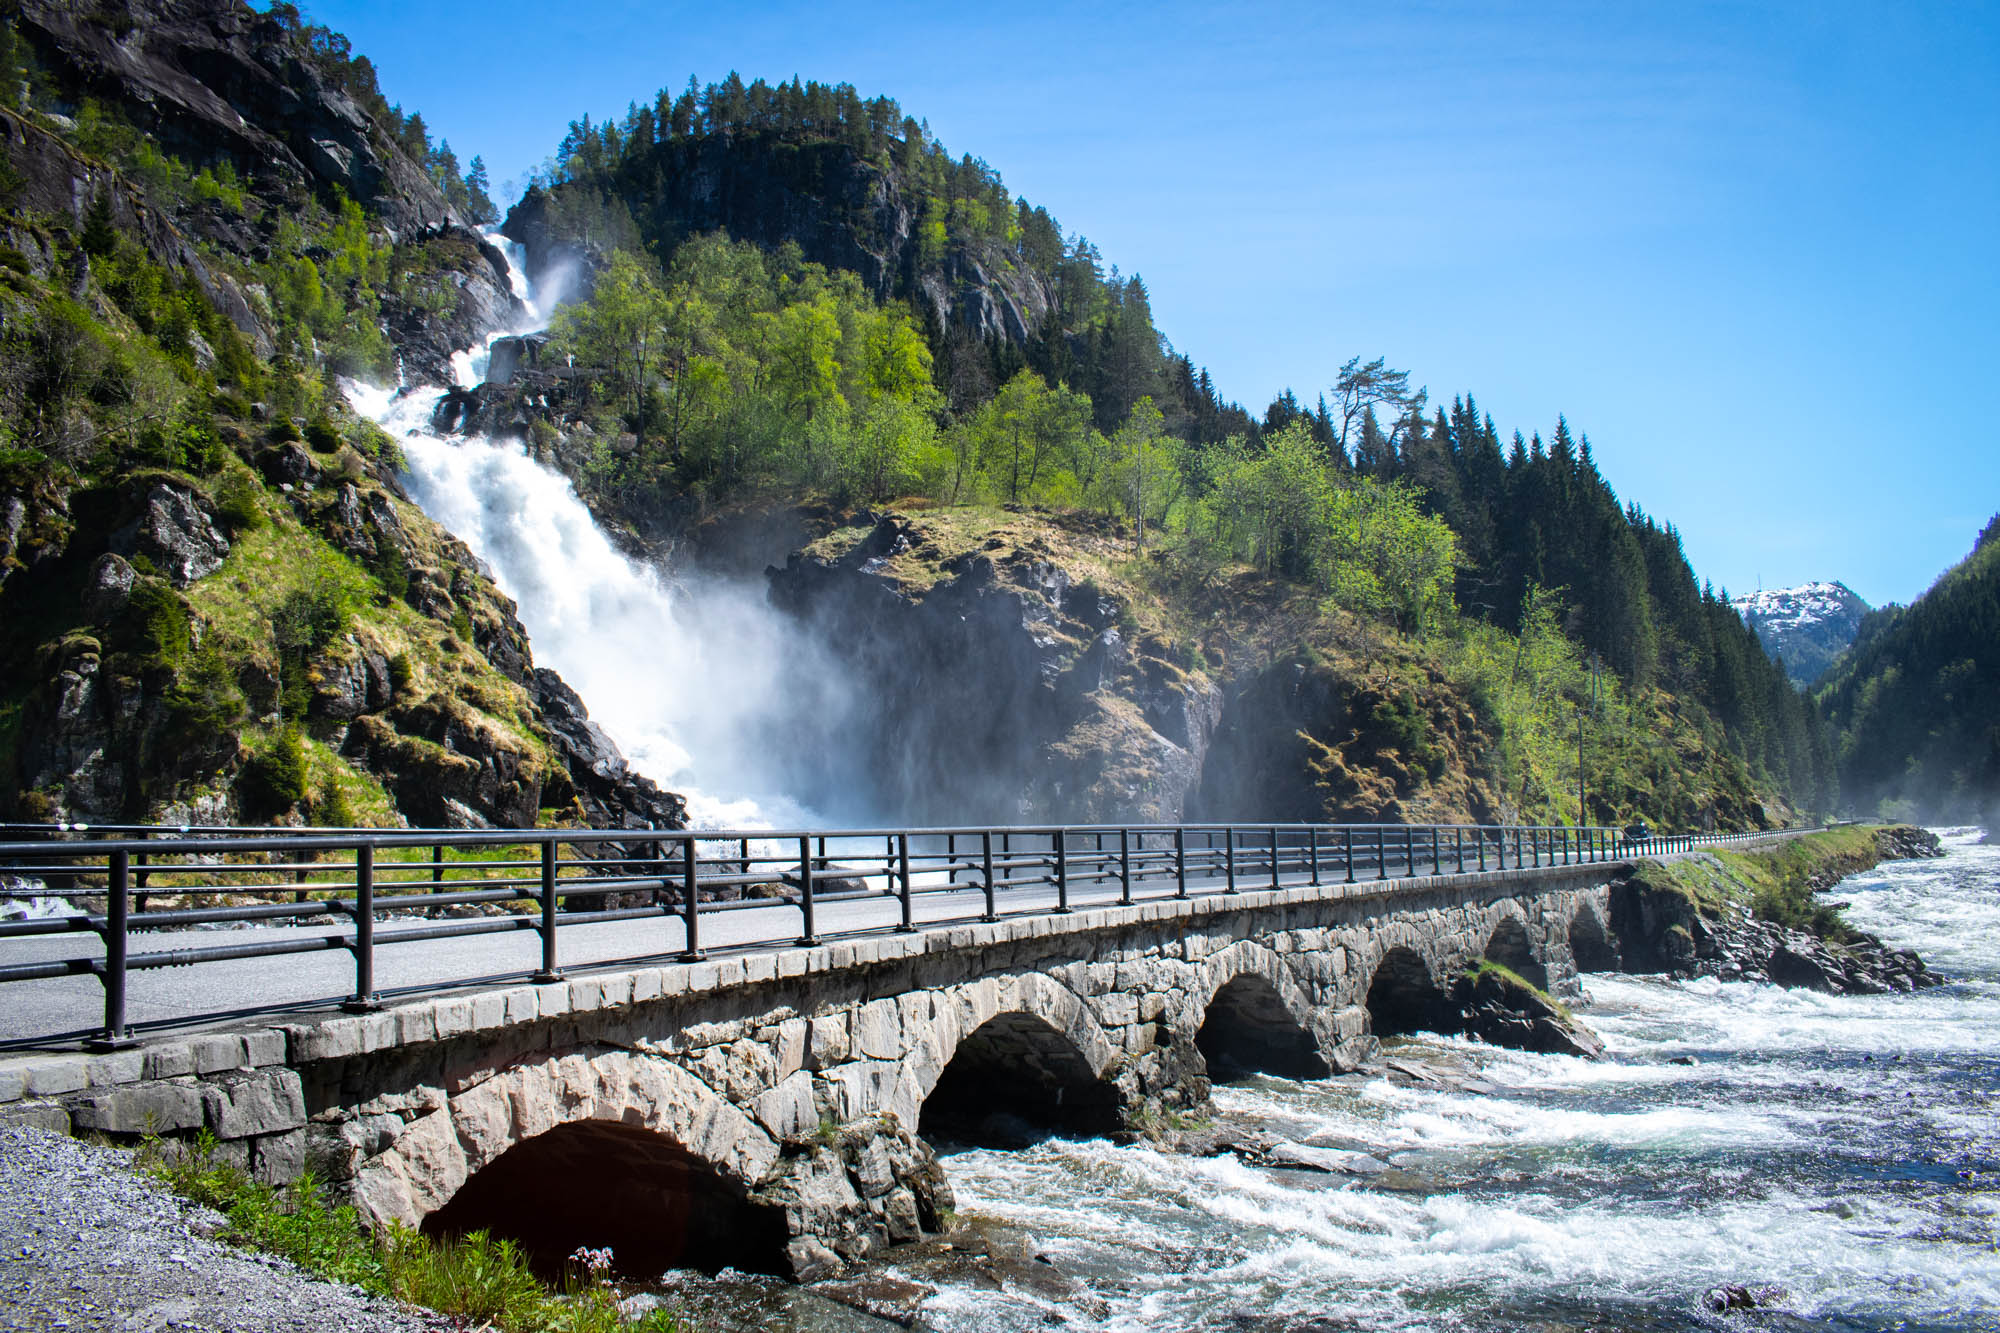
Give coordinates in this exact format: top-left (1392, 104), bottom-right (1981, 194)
top-left (1731, 581), bottom-right (1870, 686)
top-left (1816, 517), bottom-right (1999, 824)
top-left (0, 0), bottom-right (677, 830)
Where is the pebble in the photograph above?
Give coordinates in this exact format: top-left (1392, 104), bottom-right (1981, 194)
top-left (0, 1127), bottom-right (446, 1332)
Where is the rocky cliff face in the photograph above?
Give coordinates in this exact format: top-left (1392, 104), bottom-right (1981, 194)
top-left (0, 0), bottom-right (681, 833)
top-left (766, 513), bottom-right (1219, 824)
top-left (504, 133), bottom-right (1051, 348)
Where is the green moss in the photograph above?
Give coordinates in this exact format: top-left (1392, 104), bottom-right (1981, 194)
top-left (1462, 958), bottom-right (1572, 1021)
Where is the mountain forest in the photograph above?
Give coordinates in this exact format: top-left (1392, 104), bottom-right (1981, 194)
top-left (0, 1), bottom-right (1927, 838)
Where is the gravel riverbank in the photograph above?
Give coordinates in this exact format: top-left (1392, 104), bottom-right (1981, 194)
top-left (0, 1127), bottom-right (446, 1333)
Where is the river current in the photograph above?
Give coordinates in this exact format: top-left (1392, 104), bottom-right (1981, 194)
top-left (670, 831), bottom-right (2000, 1332)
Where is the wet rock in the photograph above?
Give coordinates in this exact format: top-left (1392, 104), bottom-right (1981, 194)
top-left (1264, 1142), bottom-right (1390, 1175)
top-left (80, 552), bottom-right (136, 621)
top-left (809, 1273), bottom-right (934, 1327)
top-left (1704, 1283), bottom-right (1787, 1313)
top-left (108, 482), bottom-right (229, 586)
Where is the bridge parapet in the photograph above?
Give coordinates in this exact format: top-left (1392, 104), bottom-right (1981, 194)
top-left (0, 824), bottom-right (1816, 1279)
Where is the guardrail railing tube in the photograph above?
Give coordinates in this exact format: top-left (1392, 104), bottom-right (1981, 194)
top-left (981, 831), bottom-right (997, 923)
top-left (897, 833), bottom-right (917, 930)
top-left (1120, 828), bottom-right (1133, 906)
top-left (90, 849), bottom-right (131, 1048)
top-left (798, 835), bottom-right (820, 944)
top-left (1055, 830), bottom-right (1072, 913)
top-left (680, 837), bottom-right (704, 960)
top-left (344, 844), bottom-right (378, 1011)
top-left (531, 839), bottom-right (562, 984)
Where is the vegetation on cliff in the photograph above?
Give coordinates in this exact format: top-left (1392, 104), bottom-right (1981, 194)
top-left (513, 81), bottom-right (1832, 827)
top-left (1815, 516), bottom-right (1999, 825)
top-left (0, 0), bottom-right (671, 829)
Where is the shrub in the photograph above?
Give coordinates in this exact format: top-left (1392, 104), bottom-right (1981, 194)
top-left (240, 724), bottom-right (308, 814)
top-left (213, 470), bottom-right (266, 533)
top-left (304, 414), bottom-right (342, 453)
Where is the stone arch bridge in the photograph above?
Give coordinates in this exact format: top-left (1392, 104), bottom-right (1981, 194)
top-left (0, 852), bottom-right (1682, 1280)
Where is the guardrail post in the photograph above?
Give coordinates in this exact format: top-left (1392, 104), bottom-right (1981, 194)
top-left (1513, 828), bottom-right (1523, 868)
top-left (88, 849), bottom-right (132, 1049)
top-left (531, 839), bottom-right (562, 984)
top-left (432, 841), bottom-right (445, 896)
top-left (1309, 827), bottom-right (1320, 885)
top-left (133, 837), bottom-right (150, 914)
top-left (343, 844), bottom-right (380, 1010)
top-left (896, 833), bottom-right (916, 931)
top-left (1377, 828), bottom-right (1388, 881)
top-left (1224, 826), bottom-right (1238, 894)
top-left (1345, 828), bottom-right (1356, 883)
top-left (1267, 826), bottom-right (1280, 889)
top-left (1002, 831), bottom-right (1013, 889)
top-left (1055, 830), bottom-right (1072, 913)
top-left (1455, 827), bottom-right (1465, 874)
top-left (797, 835), bottom-right (820, 944)
top-left (946, 832), bottom-right (957, 885)
top-left (1174, 827), bottom-right (1188, 898)
top-left (1479, 828), bottom-right (1488, 871)
top-left (1118, 828), bottom-right (1133, 905)
top-left (1430, 827), bottom-right (1441, 876)
top-left (981, 831), bottom-right (997, 922)
top-left (680, 836), bottom-right (704, 960)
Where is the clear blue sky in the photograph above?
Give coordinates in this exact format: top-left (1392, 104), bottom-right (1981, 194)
top-left (308, 0), bottom-right (1996, 608)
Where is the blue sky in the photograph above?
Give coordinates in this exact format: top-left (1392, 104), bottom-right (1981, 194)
top-left (307, 0), bottom-right (1997, 608)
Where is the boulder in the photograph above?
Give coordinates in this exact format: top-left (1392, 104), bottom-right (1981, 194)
top-left (109, 482), bottom-right (229, 586)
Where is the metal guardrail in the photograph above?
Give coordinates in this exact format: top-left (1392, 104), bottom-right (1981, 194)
top-left (0, 821), bottom-right (1791, 1048)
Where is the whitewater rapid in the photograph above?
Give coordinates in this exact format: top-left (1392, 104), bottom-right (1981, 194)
top-left (344, 235), bottom-right (832, 830)
top-left (920, 830), bottom-right (2000, 1331)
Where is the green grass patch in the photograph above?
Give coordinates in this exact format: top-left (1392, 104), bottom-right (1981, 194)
top-left (138, 1133), bottom-right (686, 1332)
top-left (1461, 958), bottom-right (1572, 1020)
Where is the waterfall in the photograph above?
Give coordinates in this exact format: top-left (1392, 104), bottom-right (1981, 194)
top-left (343, 233), bottom-right (839, 830)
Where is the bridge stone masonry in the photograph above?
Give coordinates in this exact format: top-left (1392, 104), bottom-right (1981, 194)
top-left (0, 826), bottom-right (1807, 1281)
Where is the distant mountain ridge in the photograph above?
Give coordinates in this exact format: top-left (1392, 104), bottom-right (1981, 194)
top-left (1731, 581), bottom-right (1871, 686)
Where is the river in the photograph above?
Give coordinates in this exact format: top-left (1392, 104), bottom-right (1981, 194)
top-left (664, 830), bottom-right (1999, 1332)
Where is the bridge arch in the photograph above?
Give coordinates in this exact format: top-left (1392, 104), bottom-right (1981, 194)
top-left (1191, 943), bottom-right (1329, 1080)
top-left (1364, 945), bottom-right (1455, 1038)
top-left (351, 1049), bottom-right (785, 1272)
top-left (1482, 914), bottom-right (1550, 992)
top-left (1569, 901), bottom-right (1620, 972)
top-left (421, 1118), bottom-right (789, 1276)
top-left (917, 974), bottom-right (1122, 1144)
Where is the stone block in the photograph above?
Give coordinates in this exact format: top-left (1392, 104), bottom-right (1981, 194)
top-left (70, 1080), bottom-right (207, 1134)
top-left (774, 1019), bottom-right (809, 1079)
top-left (242, 1031), bottom-right (286, 1068)
top-left (713, 958), bottom-right (747, 989)
top-left (778, 950), bottom-right (809, 980)
top-left (21, 1057), bottom-right (87, 1097)
top-left (470, 992), bottom-right (507, 1030)
top-left (687, 962), bottom-right (721, 992)
top-left (751, 1071), bottom-right (818, 1142)
top-left (203, 1070), bottom-right (307, 1140)
top-left (630, 969), bottom-right (663, 1004)
top-left (430, 999), bottom-right (472, 1040)
top-left (192, 1034), bottom-right (247, 1075)
top-left (566, 977), bottom-right (605, 1013)
top-left (84, 1050), bottom-right (144, 1087)
top-left (0, 1066), bottom-right (23, 1104)
top-left (0, 1101), bottom-right (71, 1133)
top-left (503, 987), bottom-right (540, 1023)
top-left (743, 954), bottom-right (777, 986)
top-left (143, 1044), bottom-right (197, 1080)
top-left (535, 984), bottom-right (570, 1020)
top-left (850, 999), bottom-right (904, 1061)
top-left (809, 1016), bottom-right (850, 1068)
top-left (252, 1129), bottom-right (306, 1184)
top-left (1095, 993), bottom-right (1140, 1028)
top-left (396, 1007), bottom-right (438, 1046)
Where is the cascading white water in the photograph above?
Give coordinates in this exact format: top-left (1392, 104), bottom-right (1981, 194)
top-left (343, 233), bottom-right (842, 830)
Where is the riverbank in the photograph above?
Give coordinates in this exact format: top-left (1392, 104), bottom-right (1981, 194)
top-left (1609, 823), bottom-right (1942, 993)
top-left (0, 1126), bottom-right (446, 1333)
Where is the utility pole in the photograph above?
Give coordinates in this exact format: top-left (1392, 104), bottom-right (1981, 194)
top-left (1578, 652), bottom-right (1598, 827)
